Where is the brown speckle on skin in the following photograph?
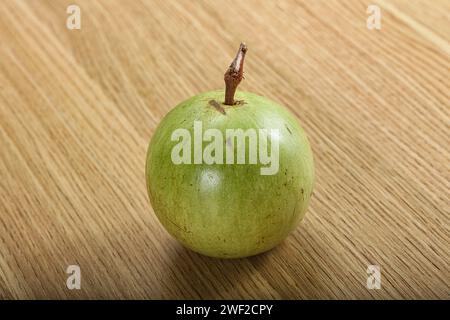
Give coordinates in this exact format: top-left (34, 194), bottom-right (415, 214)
top-left (285, 124), bottom-right (292, 134)
top-left (209, 100), bottom-right (226, 115)
top-left (168, 219), bottom-right (192, 234)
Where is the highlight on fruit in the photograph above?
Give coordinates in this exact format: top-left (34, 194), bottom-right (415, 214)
top-left (145, 43), bottom-right (314, 258)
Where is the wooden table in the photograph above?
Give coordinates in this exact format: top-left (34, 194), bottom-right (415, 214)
top-left (0, 0), bottom-right (448, 299)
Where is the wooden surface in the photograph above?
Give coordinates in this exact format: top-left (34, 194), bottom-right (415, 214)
top-left (0, 0), bottom-right (449, 299)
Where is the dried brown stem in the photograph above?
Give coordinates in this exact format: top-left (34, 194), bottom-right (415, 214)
top-left (224, 43), bottom-right (247, 105)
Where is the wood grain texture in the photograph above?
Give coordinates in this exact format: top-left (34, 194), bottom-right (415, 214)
top-left (0, 0), bottom-right (449, 299)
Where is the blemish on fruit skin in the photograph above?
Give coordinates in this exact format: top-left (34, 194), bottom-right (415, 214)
top-left (285, 123), bottom-right (292, 135)
top-left (168, 219), bottom-right (192, 234)
top-left (292, 202), bottom-right (298, 218)
top-left (208, 100), bottom-right (226, 115)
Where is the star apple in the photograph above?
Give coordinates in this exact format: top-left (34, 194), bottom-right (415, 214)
top-left (146, 43), bottom-right (314, 258)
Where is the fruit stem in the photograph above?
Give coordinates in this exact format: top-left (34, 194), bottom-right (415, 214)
top-left (224, 43), bottom-right (247, 105)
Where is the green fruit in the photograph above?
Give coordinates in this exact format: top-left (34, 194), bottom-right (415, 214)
top-left (145, 44), bottom-right (314, 258)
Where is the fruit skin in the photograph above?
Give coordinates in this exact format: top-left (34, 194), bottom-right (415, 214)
top-left (146, 90), bottom-right (314, 258)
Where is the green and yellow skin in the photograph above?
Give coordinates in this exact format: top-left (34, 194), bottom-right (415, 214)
top-left (145, 90), bottom-right (314, 258)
